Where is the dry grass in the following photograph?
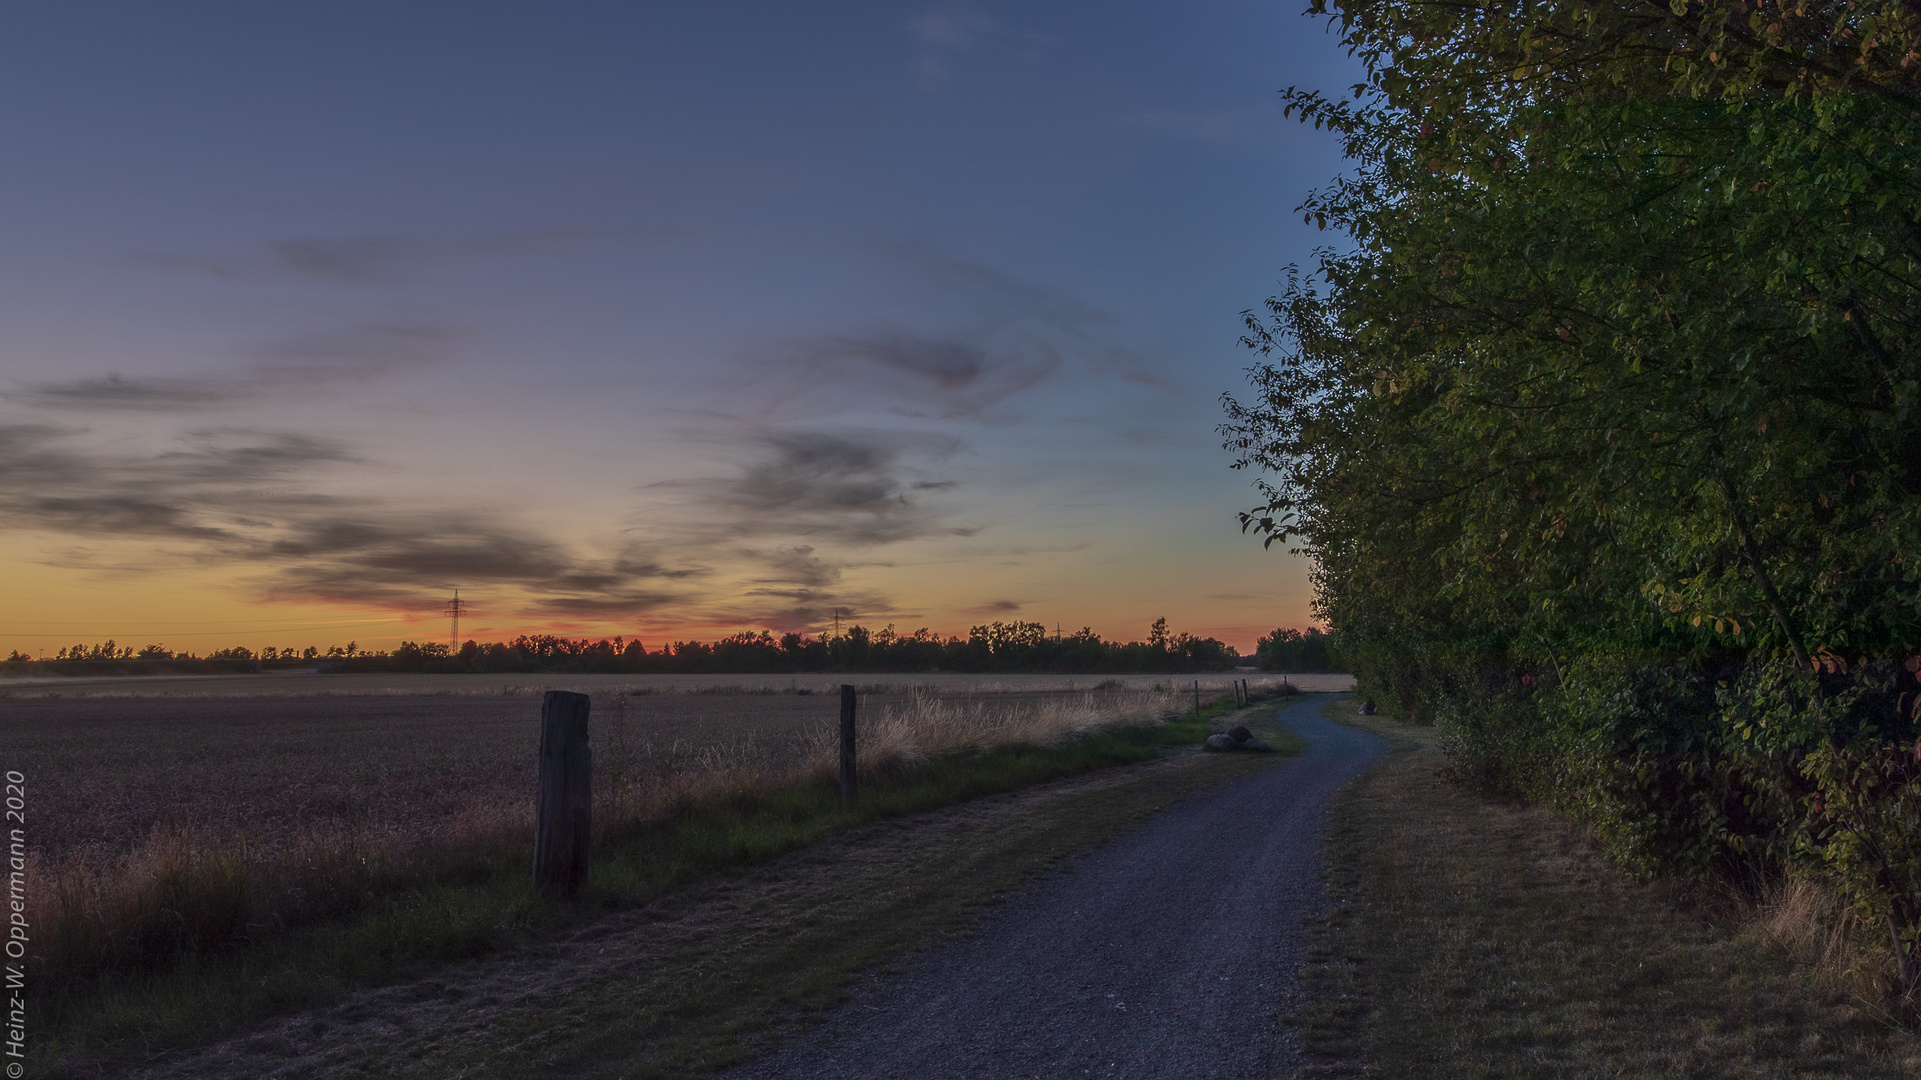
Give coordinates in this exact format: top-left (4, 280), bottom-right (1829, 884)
top-left (1294, 698), bottom-right (1921, 1078)
top-left (794, 686), bottom-right (1179, 783)
top-left (15, 683), bottom-right (1192, 992)
top-left (53, 737), bottom-right (1289, 1080)
top-left (1750, 877), bottom-right (1919, 1019)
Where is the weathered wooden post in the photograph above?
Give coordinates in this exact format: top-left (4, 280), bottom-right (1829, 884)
top-left (839, 683), bottom-right (858, 809)
top-left (533, 690), bottom-right (592, 900)
top-left (1193, 680), bottom-right (1201, 715)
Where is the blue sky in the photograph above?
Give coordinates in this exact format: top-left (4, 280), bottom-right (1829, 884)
top-left (0, 2), bottom-right (1359, 653)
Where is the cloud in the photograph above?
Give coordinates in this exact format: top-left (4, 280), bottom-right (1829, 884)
top-left (905, 7), bottom-right (1034, 90)
top-left (907, 10), bottom-right (991, 89)
top-left (752, 545), bottom-right (843, 589)
top-left (703, 583), bottom-right (905, 636)
top-left (0, 418), bottom-right (971, 636)
top-left (0, 425), bottom-right (353, 494)
top-left (524, 591), bottom-right (682, 619)
top-left (721, 244), bottom-right (1144, 423)
top-left (10, 320), bottom-right (454, 413)
top-left (961, 598), bottom-right (1024, 615)
top-left (12, 375), bottom-right (240, 412)
top-left (907, 9), bottom-right (997, 49)
top-left (684, 430), bottom-right (969, 547)
top-left (0, 422), bottom-right (707, 617)
top-left (267, 237), bottom-right (406, 282)
top-left (756, 328), bottom-right (1059, 420)
top-left (874, 240), bottom-right (1111, 329)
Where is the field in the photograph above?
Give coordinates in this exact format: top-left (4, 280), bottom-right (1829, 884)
top-left (4, 670), bottom-right (1340, 1028)
top-left (0, 669), bottom-right (1351, 699)
top-left (4, 672), bottom-right (1347, 863)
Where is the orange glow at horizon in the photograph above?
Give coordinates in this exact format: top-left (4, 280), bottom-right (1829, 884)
top-left (1, 541), bottom-right (1317, 659)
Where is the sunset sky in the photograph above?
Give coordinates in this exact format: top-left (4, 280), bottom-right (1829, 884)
top-left (0, 2), bottom-right (1358, 657)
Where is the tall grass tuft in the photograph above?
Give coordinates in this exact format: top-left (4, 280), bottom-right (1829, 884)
top-left (800, 686), bottom-right (1182, 783)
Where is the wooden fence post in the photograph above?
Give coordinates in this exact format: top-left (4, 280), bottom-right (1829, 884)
top-left (1193, 680), bottom-right (1201, 715)
top-left (534, 690), bottom-right (592, 900)
top-left (839, 684), bottom-right (858, 809)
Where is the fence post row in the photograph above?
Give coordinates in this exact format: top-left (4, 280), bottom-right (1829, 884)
top-left (839, 683), bottom-right (858, 809)
top-left (533, 690), bottom-right (593, 900)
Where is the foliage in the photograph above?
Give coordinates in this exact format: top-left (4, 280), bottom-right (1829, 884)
top-left (1223, 0), bottom-right (1921, 995)
top-left (1255, 626), bottom-right (1336, 671)
top-left (8, 619), bottom-right (1244, 676)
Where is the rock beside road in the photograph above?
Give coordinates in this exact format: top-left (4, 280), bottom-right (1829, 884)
top-left (1204, 729), bottom-right (1272, 752)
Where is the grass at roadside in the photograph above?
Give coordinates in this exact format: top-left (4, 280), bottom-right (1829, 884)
top-left (43, 693), bottom-right (1296, 1076)
top-left (1293, 698), bottom-right (1921, 1078)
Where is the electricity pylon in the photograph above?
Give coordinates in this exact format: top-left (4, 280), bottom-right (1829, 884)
top-left (445, 589), bottom-right (468, 653)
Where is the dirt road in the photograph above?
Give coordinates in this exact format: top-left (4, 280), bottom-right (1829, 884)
top-left (721, 695), bottom-right (1386, 1080)
top-left (99, 696), bottom-right (1378, 1079)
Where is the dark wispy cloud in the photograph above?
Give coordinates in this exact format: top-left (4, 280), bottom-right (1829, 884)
top-left (10, 320), bottom-right (455, 413)
top-left (751, 545), bottom-right (843, 589)
top-left (0, 426), bottom-right (349, 547)
top-left (0, 422), bottom-right (702, 617)
top-left (761, 329), bottom-right (1059, 420)
top-left (961, 598), bottom-right (1024, 615)
top-left (678, 430), bottom-right (973, 547)
top-left (0, 417), bottom-right (974, 634)
top-left (14, 375), bottom-right (239, 412)
top-left (878, 240), bottom-right (1110, 330)
top-left (248, 516), bottom-right (710, 613)
top-left (710, 583), bottom-right (905, 636)
top-left (728, 243), bottom-right (1150, 422)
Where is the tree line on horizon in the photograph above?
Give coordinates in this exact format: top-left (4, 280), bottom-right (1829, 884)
top-left (3, 620), bottom-right (1340, 676)
top-left (1224, 0), bottom-right (1921, 994)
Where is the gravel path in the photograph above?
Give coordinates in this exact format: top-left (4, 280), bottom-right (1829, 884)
top-left (720, 695), bottom-right (1387, 1080)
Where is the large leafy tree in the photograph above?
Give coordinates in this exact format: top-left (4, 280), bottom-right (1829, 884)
top-left (1226, 0), bottom-right (1921, 989)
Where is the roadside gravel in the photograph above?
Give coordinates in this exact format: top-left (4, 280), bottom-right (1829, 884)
top-left (720, 695), bottom-right (1386, 1080)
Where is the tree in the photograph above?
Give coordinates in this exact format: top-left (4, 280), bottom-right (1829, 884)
top-left (1225, 0), bottom-right (1921, 993)
top-left (1255, 627), bottom-right (1332, 672)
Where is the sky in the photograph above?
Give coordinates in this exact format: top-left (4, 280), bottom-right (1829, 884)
top-left (0, 1), bottom-right (1360, 657)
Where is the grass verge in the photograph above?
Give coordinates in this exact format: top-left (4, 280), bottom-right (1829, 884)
top-left (42, 693), bottom-right (1297, 1077)
top-left (1292, 698), bottom-right (1921, 1078)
